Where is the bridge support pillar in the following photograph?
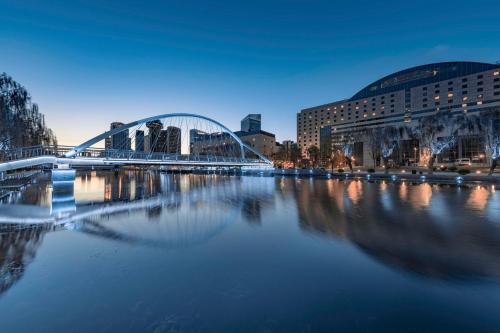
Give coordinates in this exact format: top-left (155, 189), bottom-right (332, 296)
top-left (51, 164), bottom-right (76, 216)
top-left (0, 171), bottom-right (5, 181)
top-left (51, 164), bottom-right (76, 182)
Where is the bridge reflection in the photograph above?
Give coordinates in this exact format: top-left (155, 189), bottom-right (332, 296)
top-left (0, 175), bottom-right (499, 300)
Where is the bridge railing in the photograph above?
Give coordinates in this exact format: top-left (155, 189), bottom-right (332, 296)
top-left (1, 145), bottom-right (266, 165)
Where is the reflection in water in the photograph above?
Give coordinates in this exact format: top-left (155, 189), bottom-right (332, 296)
top-left (0, 225), bottom-right (51, 296)
top-left (0, 172), bottom-right (499, 302)
top-left (295, 179), bottom-right (500, 280)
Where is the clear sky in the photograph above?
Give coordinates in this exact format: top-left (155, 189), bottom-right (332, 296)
top-left (1, 0), bottom-right (499, 145)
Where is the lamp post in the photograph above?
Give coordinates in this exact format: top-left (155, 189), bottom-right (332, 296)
top-left (413, 147), bottom-right (417, 166)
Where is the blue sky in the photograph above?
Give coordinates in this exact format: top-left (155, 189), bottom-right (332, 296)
top-left (1, 0), bottom-right (499, 145)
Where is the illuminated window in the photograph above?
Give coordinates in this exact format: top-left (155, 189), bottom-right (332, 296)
top-left (447, 93), bottom-right (453, 97)
top-left (434, 96), bottom-right (440, 100)
top-left (462, 103), bottom-right (467, 108)
top-left (462, 96), bottom-right (468, 101)
top-left (494, 71), bottom-right (500, 76)
top-left (477, 101), bottom-right (483, 105)
top-left (372, 112), bottom-right (376, 116)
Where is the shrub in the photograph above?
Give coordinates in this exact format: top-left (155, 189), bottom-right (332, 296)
top-left (337, 168), bottom-right (345, 173)
top-left (448, 166), bottom-right (457, 172)
top-left (457, 169), bottom-right (470, 175)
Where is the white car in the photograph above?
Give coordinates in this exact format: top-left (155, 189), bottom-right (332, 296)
top-left (456, 158), bottom-right (471, 166)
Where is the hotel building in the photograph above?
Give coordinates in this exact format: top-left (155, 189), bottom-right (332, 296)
top-left (297, 61), bottom-right (500, 166)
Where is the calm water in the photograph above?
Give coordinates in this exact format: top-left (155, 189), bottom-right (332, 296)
top-left (0, 171), bottom-right (500, 333)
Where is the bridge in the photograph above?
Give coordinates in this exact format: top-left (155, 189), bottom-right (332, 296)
top-left (0, 113), bottom-right (273, 174)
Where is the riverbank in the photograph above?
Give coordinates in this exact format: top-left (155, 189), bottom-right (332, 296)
top-left (271, 168), bottom-right (500, 185)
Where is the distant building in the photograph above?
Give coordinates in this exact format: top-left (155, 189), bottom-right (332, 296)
top-left (190, 129), bottom-right (237, 156)
top-left (241, 114), bottom-right (261, 132)
top-left (105, 122), bottom-right (131, 151)
top-left (135, 130), bottom-right (145, 152)
top-left (236, 114), bottom-right (275, 158)
top-left (146, 120), bottom-right (163, 152)
top-left (156, 126), bottom-right (181, 154)
top-left (235, 130), bottom-right (276, 158)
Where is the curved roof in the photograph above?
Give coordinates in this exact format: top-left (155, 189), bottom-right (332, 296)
top-left (350, 61), bottom-right (498, 100)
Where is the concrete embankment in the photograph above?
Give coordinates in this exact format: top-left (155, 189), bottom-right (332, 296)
top-left (272, 168), bottom-right (500, 185)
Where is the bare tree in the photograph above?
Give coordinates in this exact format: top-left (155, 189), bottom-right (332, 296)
top-left (364, 127), bottom-right (382, 168)
top-left (409, 111), bottom-right (467, 174)
top-left (335, 132), bottom-right (359, 173)
top-left (470, 109), bottom-right (500, 175)
top-left (379, 126), bottom-right (404, 174)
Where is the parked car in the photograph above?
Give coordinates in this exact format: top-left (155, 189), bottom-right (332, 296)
top-left (456, 158), bottom-right (471, 166)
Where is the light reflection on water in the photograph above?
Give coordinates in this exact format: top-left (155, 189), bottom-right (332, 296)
top-left (0, 171), bottom-right (499, 332)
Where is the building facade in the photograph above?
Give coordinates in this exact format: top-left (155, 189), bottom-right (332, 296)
top-left (235, 130), bottom-right (276, 158)
top-left (241, 114), bottom-right (262, 133)
top-left (297, 61), bottom-right (500, 166)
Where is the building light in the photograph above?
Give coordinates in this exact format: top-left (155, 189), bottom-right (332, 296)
top-left (364, 100), bottom-right (367, 103)
top-left (448, 93), bottom-right (453, 97)
top-left (494, 71), bottom-right (500, 76)
top-left (463, 96), bottom-right (468, 101)
top-left (372, 112), bottom-right (376, 116)
top-left (477, 101), bottom-right (483, 105)
top-left (462, 103), bottom-right (467, 108)
top-left (341, 105), bottom-right (344, 108)
top-left (355, 106), bottom-right (359, 110)
top-left (434, 96), bottom-right (440, 100)
top-left (327, 108), bottom-right (330, 110)
top-left (363, 114), bottom-right (367, 118)
top-left (341, 118), bottom-right (344, 121)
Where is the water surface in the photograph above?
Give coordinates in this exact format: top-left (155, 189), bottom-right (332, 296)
top-left (0, 171), bottom-right (499, 332)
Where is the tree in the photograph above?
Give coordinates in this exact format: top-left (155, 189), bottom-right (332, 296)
top-left (307, 146), bottom-right (320, 167)
top-left (289, 144), bottom-right (301, 168)
top-left (379, 126), bottom-right (404, 174)
top-left (335, 133), bottom-right (357, 173)
top-left (0, 73), bottom-right (57, 153)
top-left (410, 111), bottom-right (467, 174)
top-left (364, 127), bottom-right (383, 168)
top-left (470, 109), bottom-right (500, 175)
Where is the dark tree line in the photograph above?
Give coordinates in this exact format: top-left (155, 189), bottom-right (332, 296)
top-left (0, 73), bottom-right (57, 153)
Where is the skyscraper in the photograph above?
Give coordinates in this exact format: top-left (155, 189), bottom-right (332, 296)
top-left (135, 130), bottom-right (145, 152)
top-left (241, 114), bottom-right (261, 133)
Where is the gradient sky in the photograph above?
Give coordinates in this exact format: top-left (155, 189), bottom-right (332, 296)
top-left (1, 0), bottom-right (499, 145)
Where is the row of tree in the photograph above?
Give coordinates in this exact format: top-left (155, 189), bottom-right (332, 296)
top-left (0, 73), bottom-right (57, 157)
top-left (307, 109), bottom-right (499, 175)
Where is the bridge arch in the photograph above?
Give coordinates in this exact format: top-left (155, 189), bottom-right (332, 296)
top-left (64, 113), bottom-right (271, 165)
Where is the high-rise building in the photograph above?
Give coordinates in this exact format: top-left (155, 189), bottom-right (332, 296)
top-left (155, 126), bottom-right (181, 154)
top-left (241, 114), bottom-right (261, 132)
top-left (135, 130), bottom-right (145, 152)
top-left (146, 120), bottom-right (163, 152)
top-left (297, 61), bottom-right (500, 166)
top-left (107, 122), bottom-right (130, 151)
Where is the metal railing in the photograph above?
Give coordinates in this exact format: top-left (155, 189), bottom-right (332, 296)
top-left (1, 145), bottom-right (267, 165)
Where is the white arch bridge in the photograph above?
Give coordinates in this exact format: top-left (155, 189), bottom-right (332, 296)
top-left (0, 113), bottom-right (273, 173)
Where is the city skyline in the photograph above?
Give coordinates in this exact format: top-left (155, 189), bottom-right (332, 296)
top-left (1, 0), bottom-right (500, 145)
